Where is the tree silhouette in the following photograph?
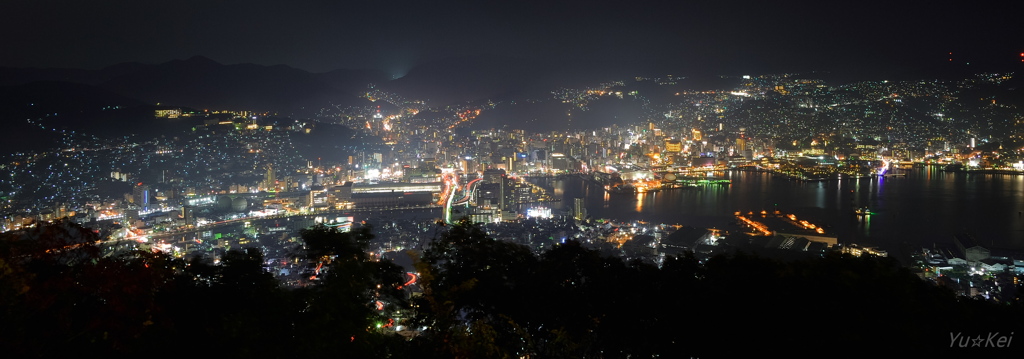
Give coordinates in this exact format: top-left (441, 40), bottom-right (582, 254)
top-left (0, 220), bottom-right (177, 355)
top-left (5, 220), bottom-right (1024, 357)
top-left (290, 223), bottom-right (409, 357)
top-left (412, 218), bottom-right (537, 358)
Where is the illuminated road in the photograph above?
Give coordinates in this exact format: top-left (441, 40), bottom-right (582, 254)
top-left (440, 172), bottom-right (459, 224)
top-left (452, 178), bottom-right (482, 205)
top-left (440, 173), bottom-right (482, 224)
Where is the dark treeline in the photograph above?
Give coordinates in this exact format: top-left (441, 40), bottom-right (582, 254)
top-left (2, 219), bottom-right (1021, 358)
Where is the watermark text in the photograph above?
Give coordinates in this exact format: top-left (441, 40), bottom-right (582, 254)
top-left (950, 332), bottom-right (1014, 348)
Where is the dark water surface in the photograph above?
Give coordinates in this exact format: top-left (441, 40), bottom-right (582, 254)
top-left (530, 168), bottom-right (1024, 252)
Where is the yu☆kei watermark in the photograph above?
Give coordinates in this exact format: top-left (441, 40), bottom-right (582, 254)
top-left (950, 332), bottom-right (1014, 348)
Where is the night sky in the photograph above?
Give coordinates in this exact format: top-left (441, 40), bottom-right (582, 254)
top-left (2, 0), bottom-right (1021, 77)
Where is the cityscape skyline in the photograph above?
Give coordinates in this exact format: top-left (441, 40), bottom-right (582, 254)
top-left (4, 2), bottom-right (1024, 355)
top-left (4, 65), bottom-right (1024, 249)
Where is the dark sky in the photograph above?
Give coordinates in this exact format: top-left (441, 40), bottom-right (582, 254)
top-left (2, 0), bottom-right (1021, 77)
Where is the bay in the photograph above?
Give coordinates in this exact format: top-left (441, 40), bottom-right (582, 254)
top-left (530, 167), bottom-right (1024, 253)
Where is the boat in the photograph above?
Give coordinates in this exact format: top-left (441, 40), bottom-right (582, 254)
top-left (854, 207), bottom-right (872, 216)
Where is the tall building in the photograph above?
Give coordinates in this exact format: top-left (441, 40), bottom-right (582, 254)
top-left (133, 183), bottom-right (150, 210)
top-left (736, 127), bottom-right (747, 154)
top-left (182, 205), bottom-right (195, 227)
top-left (483, 168), bottom-right (506, 184)
top-left (482, 169), bottom-right (515, 212)
top-left (264, 163), bottom-right (276, 191)
top-left (573, 197), bottom-right (588, 221)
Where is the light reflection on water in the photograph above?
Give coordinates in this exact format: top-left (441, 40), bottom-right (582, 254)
top-left (535, 168), bottom-right (1024, 252)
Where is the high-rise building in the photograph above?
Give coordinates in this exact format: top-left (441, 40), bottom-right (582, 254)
top-left (573, 198), bottom-right (587, 221)
top-left (736, 129), bottom-right (748, 154)
top-left (182, 205), bottom-right (195, 227)
top-left (133, 183), bottom-right (151, 210)
top-left (483, 168), bottom-right (506, 184)
top-left (264, 163), bottom-right (276, 191)
top-left (482, 169), bottom-right (515, 212)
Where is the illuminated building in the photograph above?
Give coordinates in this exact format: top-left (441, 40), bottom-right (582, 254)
top-left (550, 152), bottom-right (570, 171)
top-left (154, 108), bottom-right (181, 118)
top-left (309, 185), bottom-right (329, 208)
top-left (182, 205), bottom-right (195, 226)
top-left (327, 182), bottom-right (353, 208)
top-left (350, 182), bottom-right (440, 208)
top-left (665, 140), bottom-right (683, 153)
top-left (351, 182), bottom-right (441, 194)
top-left (526, 206), bottom-right (552, 219)
top-left (481, 169), bottom-right (515, 212)
top-left (573, 197), bottom-right (587, 221)
top-left (468, 207), bottom-right (502, 223)
top-left (840, 244), bottom-right (888, 257)
top-left (736, 127), bottom-right (748, 153)
top-left (133, 183), bottom-right (151, 210)
top-left (264, 163), bottom-right (276, 191)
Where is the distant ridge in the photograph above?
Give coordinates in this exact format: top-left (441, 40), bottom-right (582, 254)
top-left (0, 81), bottom-right (150, 154)
top-left (0, 56), bottom-right (388, 112)
top-left (98, 56), bottom-right (356, 111)
top-left (382, 54), bottom-right (561, 106)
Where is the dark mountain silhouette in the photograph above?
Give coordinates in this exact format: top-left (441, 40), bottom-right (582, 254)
top-left (381, 54), bottom-right (562, 106)
top-left (0, 62), bottom-right (150, 87)
top-left (0, 81), bottom-right (147, 117)
top-left (0, 67), bottom-right (96, 87)
top-left (0, 59), bottom-right (396, 155)
top-left (318, 68), bottom-right (390, 94)
top-left (0, 81), bottom-right (150, 154)
top-left (97, 56), bottom-right (357, 111)
top-left (0, 56), bottom-right (387, 113)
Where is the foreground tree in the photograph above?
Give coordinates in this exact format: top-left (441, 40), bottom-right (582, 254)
top-left (0, 220), bottom-right (176, 355)
top-left (150, 247), bottom-right (295, 358)
top-left (411, 218), bottom-right (538, 358)
top-left (7, 220), bottom-right (1024, 357)
top-left (291, 224), bottom-right (410, 357)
